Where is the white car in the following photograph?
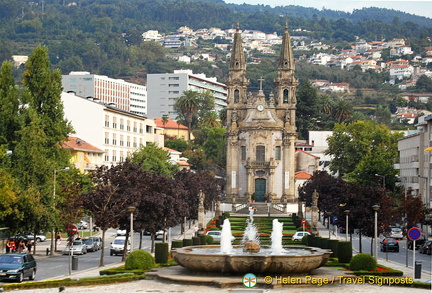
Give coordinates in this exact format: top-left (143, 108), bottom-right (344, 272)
top-left (389, 227), bottom-right (404, 239)
top-left (116, 229), bottom-right (127, 236)
top-left (291, 231), bottom-right (311, 241)
top-left (206, 231), bottom-right (235, 242)
top-left (110, 236), bottom-right (130, 256)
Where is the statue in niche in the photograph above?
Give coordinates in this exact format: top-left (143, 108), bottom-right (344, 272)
top-left (234, 89), bottom-right (239, 103)
top-left (232, 110), bottom-right (238, 127)
top-left (284, 110), bottom-right (291, 126)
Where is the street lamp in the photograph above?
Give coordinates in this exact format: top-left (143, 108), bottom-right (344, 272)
top-left (372, 205), bottom-right (380, 261)
top-left (344, 210), bottom-right (350, 242)
top-left (52, 167), bottom-right (70, 255)
top-left (375, 174), bottom-right (385, 189)
top-left (128, 206), bottom-right (136, 253)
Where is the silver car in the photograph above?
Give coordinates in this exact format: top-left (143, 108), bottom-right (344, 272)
top-left (63, 240), bottom-right (87, 255)
top-left (205, 231), bottom-right (235, 242)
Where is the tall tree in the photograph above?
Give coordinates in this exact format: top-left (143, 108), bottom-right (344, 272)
top-left (0, 61), bottom-right (19, 149)
top-left (174, 90), bottom-right (201, 141)
top-left (296, 80), bottom-right (321, 140)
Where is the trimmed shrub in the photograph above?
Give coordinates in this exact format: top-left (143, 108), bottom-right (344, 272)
top-left (319, 238), bottom-right (330, 249)
top-left (192, 237), bottom-right (201, 245)
top-left (199, 235), bottom-right (207, 245)
top-left (349, 253), bottom-right (377, 271)
top-left (337, 241), bottom-right (353, 263)
top-left (307, 234), bottom-right (316, 246)
top-left (223, 212), bottom-right (230, 218)
top-left (205, 235), bottom-right (214, 244)
top-left (125, 250), bottom-right (155, 271)
top-left (155, 242), bottom-right (169, 264)
top-left (171, 240), bottom-right (183, 249)
top-left (301, 235), bottom-right (309, 245)
top-left (215, 219), bottom-right (221, 228)
top-left (182, 238), bottom-right (193, 247)
top-left (328, 239), bottom-right (339, 256)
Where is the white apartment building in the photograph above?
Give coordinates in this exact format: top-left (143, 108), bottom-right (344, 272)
top-left (62, 71), bottom-right (147, 116)
top-left (61, 92), bottom-right (163, 166)
top-left (397, 115), bottom-right (432, 211)
top-left (142, 30), bottom-right (163, 42)
top-left (146, 69), bottom-right (227, 120)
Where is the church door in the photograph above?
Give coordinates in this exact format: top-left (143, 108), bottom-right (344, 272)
top-left (255, 179), bottom-right (266, 202)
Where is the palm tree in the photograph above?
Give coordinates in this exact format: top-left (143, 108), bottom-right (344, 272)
top-left (174, 90), bottom-right (200, 141)
top-left (161, 115), bottom-right (169, 135)
top-left (200, 112), bottom-right (221, 128)
top-left (333, 99), bottom-right (352, 123)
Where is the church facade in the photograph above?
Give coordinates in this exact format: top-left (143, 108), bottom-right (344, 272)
top-left (225, 24), bottom-right (298, 204)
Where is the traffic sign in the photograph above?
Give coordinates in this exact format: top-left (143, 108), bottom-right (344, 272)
top-left (66, 224), bottom-right (78, 236)
top-left (408, 227), bottom-right (422, 241)
top-left (301, 219), bottom-right (306, 224)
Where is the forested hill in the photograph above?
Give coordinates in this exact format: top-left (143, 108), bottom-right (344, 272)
top-left (2, 0), bottom-right (432, 80)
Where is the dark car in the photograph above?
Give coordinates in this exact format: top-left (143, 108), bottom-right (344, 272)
top-left (408, 236), bottom-right (426, 250)
top-left (82, 238), bottom-right (97, 252)
top-left (89, 236), bottom-right (102, 250)
top-left (0, 253), bottom-right (37, 282)
top-left (380, 238), bottom-right (399, 252)
top-left (419, 240), bottom-right (432, 255)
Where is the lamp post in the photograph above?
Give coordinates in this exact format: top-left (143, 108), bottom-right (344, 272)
top-left (375, 174), bottom-right (385, 189)
top-left (128, 206), bottom-right (136, 253)
top-left (372, 205), bottom-right (380, 261)
top-left (344, 210), bottom-right (350, 242)
top-left (52, 167), bottom-right (70, 255)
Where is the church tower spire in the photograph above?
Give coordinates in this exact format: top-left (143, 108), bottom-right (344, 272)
top-left (274, 20), bottom-right (298, 110)
top-left (226, 24), bottom-right (249, 106)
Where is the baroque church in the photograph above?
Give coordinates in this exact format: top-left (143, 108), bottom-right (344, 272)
top-left (225, 24), bottom-right (298, 205)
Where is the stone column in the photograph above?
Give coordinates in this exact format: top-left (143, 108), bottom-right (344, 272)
top-left (198, 190), bottom-right (205, 229)
top-left (311, 189), bottom-right (319, 236)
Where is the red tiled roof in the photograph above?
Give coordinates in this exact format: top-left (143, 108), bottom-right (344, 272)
top-left (164, 147), bottom-right (181, 154)
top-left (295, 171), bottom-right (312, 180)
top-left (296, 149), bottom-right (320, 158)
top-left (62, 136), bottom-right (104, 153)
top-left (154, 118), bottom-right (188, 130)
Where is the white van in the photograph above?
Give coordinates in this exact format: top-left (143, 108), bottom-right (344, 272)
top-left (110, 236), bottom-right (130, 256)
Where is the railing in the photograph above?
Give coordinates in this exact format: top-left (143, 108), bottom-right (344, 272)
top-left (272, 204), bottom-right (285, 212)
top-left (234, 202), bottom-right (248, 212)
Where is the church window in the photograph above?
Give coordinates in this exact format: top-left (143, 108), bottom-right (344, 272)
top-left (283, 89), bottom-right (289, 103)
top-left (275, 146), bottom-right (281, 160)
top-left (256, 146), bottom-right (265, 162)
top-left (234, 89), bottom-right (239, 103)
top-left (241, 146), bottom-right (246, 160)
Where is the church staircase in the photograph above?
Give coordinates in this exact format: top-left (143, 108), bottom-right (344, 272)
top-left (234, 202), bottom-right (287, 215)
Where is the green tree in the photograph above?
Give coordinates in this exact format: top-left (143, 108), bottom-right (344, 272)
top-left (375, 105), bottom-right (392, 126)
top-left (203, 127), bottom-right (226, 168)
top-left (332, 99), bottom-right (353, 123)
top-left (174, 90), bottom-right (201, 141)
top-left (164, 138), bottom-right (190, 152)
top-left (128, 143), bottom-right (178, 176)
top-left (0, 61), bottom-right (20, 149)
top-left (326, 121), bottom-right (402, 185)
top-left (296, 80), bottom-right (321, 140)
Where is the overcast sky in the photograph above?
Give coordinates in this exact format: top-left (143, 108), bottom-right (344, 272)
top-left (224, 0), bottom-right (432, 18)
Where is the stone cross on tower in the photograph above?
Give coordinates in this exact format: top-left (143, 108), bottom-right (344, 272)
top-left (258, 76), bottom-right (264, 91)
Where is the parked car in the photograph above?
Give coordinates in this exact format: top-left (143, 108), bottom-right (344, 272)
top-left (15, 232), bottom-right (46, 243)
top-left (387, 227), bottom-right (403, 239)
top-left (419, 240), bottom-right (432, 255)
top-left (62, 240), bottom-right (87, 255)
top-left (78, 221), bottom-right (89, 230)
top-left (291, 231), bottom-right (311, 241)
top-left (408, 236), bottom-right (426, 250)
top-left (380, 238), bottom-right (399, 252)
top-left (110, 236), bottom-right (130, 256)
top-left (0, 253), bottom-right (37, 282)
top-left (82, 238), bottom-right (97, 252)
top-left (89, 236), bottom-right (102, 250)
top-left (205, 230), bottom-right (235, 242)
top-left (116, 229), bottom-right (126, 236)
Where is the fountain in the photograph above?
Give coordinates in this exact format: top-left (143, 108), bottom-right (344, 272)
top-left (172, 216), bottom-right (332, 274)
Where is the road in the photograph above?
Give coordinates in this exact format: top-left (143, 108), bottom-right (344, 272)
top-left (33, 226), bottom-right (184, 280)
top-left (327, 225), bottom-right (432, 275)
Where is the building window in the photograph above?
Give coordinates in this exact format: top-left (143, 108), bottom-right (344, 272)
top-left (146, 125), bottom-right (152, 133)
top-left (127, 121), bottom-right (131, 131)
top-left (120, 119), bottom-right (124, 130)
top-left (275, 146), bottom-right (281, 160)
top-left (256, 146), bottom-right (265, 162)
top-left (104, 132), bottom-right (109, 144)
top-left (112, 117), bottom-right (117, 129)
top-left (112, 134), bottom-right (117, 145)
top-left (283, 89), bottom-right (289, 103)
top-left (241, 146), bottom-right (246, 160)
top-left (104, 149), bottom-right (109, 161)
top-left (133, 122), bottom-right (137, 132)
top-left (105, 115), bottom-right (109, 127)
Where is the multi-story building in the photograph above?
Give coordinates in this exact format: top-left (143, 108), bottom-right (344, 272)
top-left (62, 136), bottom-right (104, 172)
top-left (397, 115), bottom-right (432, 211)
top-left (61, 92), bottom-right (163, 166)
top-left (62, 72), bottom-right (147, 116)
top-left (147, 69), bottom-right (227, 120)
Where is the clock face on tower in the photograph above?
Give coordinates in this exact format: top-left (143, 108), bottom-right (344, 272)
top-left (257, 104), bottom-right (264, 111)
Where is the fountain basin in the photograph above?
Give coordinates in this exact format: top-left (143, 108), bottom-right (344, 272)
top-left (172, 245), bottom-right (332, 274)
